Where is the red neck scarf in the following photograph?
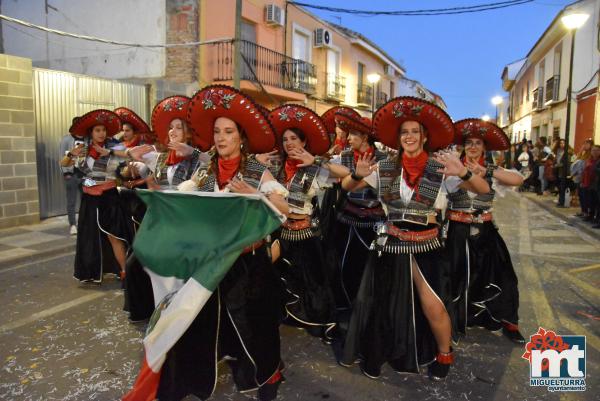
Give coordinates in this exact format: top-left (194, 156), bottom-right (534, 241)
top-left (334, 138), bottom-right (347, 151)
top-left (217, 155), bottom-right (241, 189)
top-left (401, 151), bottom-right (428, 189)
top-left (88, 141), bottom-right (105, 160)
top-left (284, 158), bottom-right (302, 184)
top-left (353, 146), bottom-right (374, 165)
top-left (165, 149), bottom-right (186, 166)
top-left (122, 135), bottom-right (141, 148)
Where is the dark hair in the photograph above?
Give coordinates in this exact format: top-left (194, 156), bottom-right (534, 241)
top-left (200, 120), bottom-right (249, 187)
top-left (122, 122), bottom-right (136, 132)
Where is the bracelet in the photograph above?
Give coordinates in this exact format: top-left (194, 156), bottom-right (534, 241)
top-left (485, 165), bottom-right (498, 178)
top-left (459, 169), bottom-right (473, 181)
top-left (351, 172), bottom-right (364, 181)
top-left (313, 156), bottom-right (324, 167)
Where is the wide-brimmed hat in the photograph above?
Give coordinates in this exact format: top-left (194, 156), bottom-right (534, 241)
top-left (373, 96), bottom-right (454, 150)
top-left (151, 96), bottom-right (191, 145)
top-left (321, 106), bottom-right (362, 134)
top-left (335, 110), bottom-right (371, 136)
top-left (453, 119), bottom-right (510, 151)
top-left (187, 85), bottom-right (275, 153)
top-left (69, 109), bottom-right (121, 137)
top-left (269, 104), bottom-right (330, 155)
top-left (114, 107), bottom-right (151, 134)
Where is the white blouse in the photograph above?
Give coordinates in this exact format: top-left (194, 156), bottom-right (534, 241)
top-left (287, 167), bottom-right (330, 215)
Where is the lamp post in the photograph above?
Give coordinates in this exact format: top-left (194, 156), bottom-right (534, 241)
top-left (491, 96), bottom-right (503, 124)
top-left (367, 73), bottom-right (381, 119)
top-left (558, 10), bottom-right (589, 207)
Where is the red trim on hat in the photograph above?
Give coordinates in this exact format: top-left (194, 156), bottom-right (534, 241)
top-left (321, 106), bottom-right (361, 134)
top-left (453, 119), bottom-right (510, 151)
top-left (187, 85), bottom-right (275, 153)
top-left (373, 96), bottom-right (454, 151)
top-left (151, 96), bottom-right (191, 146)
top-left (69, 109), bottom-right (121, 137)
top-left (114, 107), bottom-right (150, 134)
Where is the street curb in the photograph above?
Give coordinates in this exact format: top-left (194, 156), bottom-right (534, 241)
top-left (0, 242), bottom-right (75, 271)
top-left (523, 195), bottom-right (600, 241)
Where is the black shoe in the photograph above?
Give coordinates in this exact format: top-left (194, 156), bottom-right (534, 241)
top-left (483, 317), bottom-right (502, 332)
top-left (428, 348), bottom-right (453, 381)
top-left (257, 372), bottom-right (285, 401)
top-left (359, 361), bottom-right (381, 379)
top-left (502, 326), bottom-right (525, 344)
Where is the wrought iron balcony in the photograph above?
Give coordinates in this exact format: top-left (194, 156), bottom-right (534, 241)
top-left (212, 40), bottom-right (317, 95)
top-left (545, 75), bottom-right (559, 103)
top-left (325, 73), bottom-right (346, 101)
top-left (357, 84), bottom-right (372, 106)
top-left (376, 91), bottom-right (388, 108)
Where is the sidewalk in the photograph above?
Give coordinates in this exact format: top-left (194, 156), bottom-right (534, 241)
top-left (520, 191), bottom-right (600, 240)
top-left (0, 215), bottom-right (76, 269)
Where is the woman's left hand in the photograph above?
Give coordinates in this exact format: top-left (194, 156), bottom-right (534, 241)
top-left (228, 177), bottom-right (258, 194)
top-left (168, 142), bottom-right (194, 157)
top-left (287, 147), bottom-right (315, 167)
top-left (93, 144), bottom-right (110, 157)
top-left (434, 150), bottom-right (468, 177)
top-left (465, 160), bottom-right (486, 176)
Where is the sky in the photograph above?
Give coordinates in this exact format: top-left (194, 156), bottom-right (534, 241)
top-left (303, 0), bottom-right (574, 120)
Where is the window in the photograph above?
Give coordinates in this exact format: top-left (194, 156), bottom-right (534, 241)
top-left (553, 45), bottom-right (562, 76)
top-left (526, 81), bottom-right (530, 102)
top-left (292, 23), bottom-right (311, 62)
top-left (390, 81), bottom-right (395, 98)
top-left (357, 62), bottom-right (365, 86)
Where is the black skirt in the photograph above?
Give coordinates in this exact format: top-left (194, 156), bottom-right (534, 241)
top-left (156, 245), bottom-right (286, 401)
top-left (341, 245), bottom-right (452, 375)
top-left (73, 188), bottom-right (134, 282)
top-left (276, 235), bottom-right (336, 334)
top-left (123, 253), bottom-right (155, 321)
top-left (446, 220), bottom-right (520, 338)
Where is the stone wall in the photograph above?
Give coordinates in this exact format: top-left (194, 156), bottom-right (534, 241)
top-left (0, 54), bottom-right (39, 229)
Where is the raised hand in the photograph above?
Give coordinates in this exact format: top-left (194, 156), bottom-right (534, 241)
top-left (69, 143), bottom-right (85, 157)
top-left (287, 147), bottom-right (315, 167)
top-left (128, 144), bottom-right (154, 161)
top-left (355, 153), bottom-right (376, 178)
top-left (465, 160), bottom-right (486, 176)
top-left (434, 150), bottom-right (468, 177)
top-left (93, 144), bottom-right (110, 157)
top-left (168, 142), bottom-right (195, 157)
top-left (255, 150), bottom-right (280, 167)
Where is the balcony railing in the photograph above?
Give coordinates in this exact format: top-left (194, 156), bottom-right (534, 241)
top-left (357, 84), bottom-right (372, 106)
top-left (212, 40), bottom-right (317, 95)
top-left (376, 91), bottom-right (388, 108)
top-left (545, 75), bottom-right (559, 103)
top-left (325, 73), bottom-right (346, 101)
top-left (532, 87), bottom-right (544, 110)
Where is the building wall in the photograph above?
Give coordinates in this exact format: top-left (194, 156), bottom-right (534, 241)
top-left (1, 0), bottom-right (166, 79)
top-left (0, 54), bottom-right (39, 229)
top-left (575, 90), bottom-right (596, 150)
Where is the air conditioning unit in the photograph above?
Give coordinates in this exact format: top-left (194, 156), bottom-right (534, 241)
top-left (265, 4), bottom-right (284, 27)
top-left (384, 64), bottom-right (395, 77)
top-left (314, 28), bottom-right (333, 48)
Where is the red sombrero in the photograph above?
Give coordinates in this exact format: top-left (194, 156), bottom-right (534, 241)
top-left (188, 85), bottom-right (275, 153)
top-left (373, 96), bottom-right (454, 150)
top-left (114, 107), bottom-right (151, 134)
top-left (335, 110), bottom-right (371, 136)
top-left (269, 104), bottom-right (330, 155)
top-left (453, 119), bottom-right (510, 151)
top-left (321, 106), bottom-right (361, 134)
top-left (151, 96), bottom-right (191, 145)
top-left (69, 109), bottom-right (121, 137)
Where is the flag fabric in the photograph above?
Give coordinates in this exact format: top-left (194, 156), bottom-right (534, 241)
top-left (123, 190), bottom-right (285, 401)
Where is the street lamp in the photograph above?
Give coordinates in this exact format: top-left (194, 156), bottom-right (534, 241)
top-left (558, 9), bottom-right (589, 207)
top-left (481, 114), bottom-right (491, 122)
top-left (491, 96), bottom-right (503, 124)
top-left (367, 73), bottom-right (381, 118)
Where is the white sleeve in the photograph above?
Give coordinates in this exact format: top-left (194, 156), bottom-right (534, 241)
top-left (315, 166), bottom-right (331, 188)
top-left (442, 176), bottom-right (462, 194)
top-left (141, 151), bottom-right (161, 174)
top-left (130, 161), bottom-right (149, 178)
top-left (259, 180), bottom-right (289, 198)
top-left (329, 155), bottom-right (342, 165)
top-left (433, 184), bottom-right (448, 210)
top-left (363, 170), bottom-right (378, 189)
top-left (110, 143), bottom-right (126, 151)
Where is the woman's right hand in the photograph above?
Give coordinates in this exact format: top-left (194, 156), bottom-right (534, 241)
top-left (128, 145), bottom-right (154, 161)
top-left (355, 153), bottom-right (375, 177)
top-left (69, 143), bottom-right (84, 157)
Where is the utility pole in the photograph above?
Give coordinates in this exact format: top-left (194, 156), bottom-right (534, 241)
top-left (233, 0), bottom-right (242, 89)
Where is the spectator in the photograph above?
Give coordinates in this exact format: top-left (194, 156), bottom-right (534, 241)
top-left (573, 139), bottom-right (593, 217)
top-left (505, 143), bottom-right (517, 169)
top-left (582, 145), bottom-right (600, 227)
top-left (544, 154), bottom-right (558, 195)
top-left (59, 117), bottom-right (84, 235)
top-left (518, 144), bottom-right (534, 191)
